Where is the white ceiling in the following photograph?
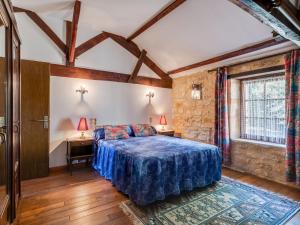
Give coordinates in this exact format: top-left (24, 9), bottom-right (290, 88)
top-left (134, 0), bottom-right (274, 71)
top-left (12, 0), bottom-right (296, 78)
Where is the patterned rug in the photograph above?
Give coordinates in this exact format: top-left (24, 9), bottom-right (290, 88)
top-left (120, 177), bottom-right (300, 225)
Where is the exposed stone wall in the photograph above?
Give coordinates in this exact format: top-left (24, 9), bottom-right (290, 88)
top-left (172, 53), bottom-right (299, 188)
top-left (172, 71), bottom-right (216, 143)
top-left (230, 140), bottom-right (286, 184)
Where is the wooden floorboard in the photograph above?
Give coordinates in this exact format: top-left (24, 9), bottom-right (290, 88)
top-left (16, 167), bottom-right (300, 225)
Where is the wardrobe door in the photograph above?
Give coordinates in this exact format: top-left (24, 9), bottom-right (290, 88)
top-left (0, 3), bottom-right (9, 225)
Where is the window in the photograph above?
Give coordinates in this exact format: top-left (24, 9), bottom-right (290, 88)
top-left (241, 76), bottom-right (285, 144)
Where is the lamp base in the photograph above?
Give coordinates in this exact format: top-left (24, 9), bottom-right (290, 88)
top-left (80, 131), bottom-right (85, 139)
top-left (161, 126), bottom-right (165, 131)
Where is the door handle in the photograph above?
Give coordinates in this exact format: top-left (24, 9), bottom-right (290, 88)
top-left (31, 116), bottom-right (49, 129)
top-left (0, 132), bottom-right (6, 145)
top-left (32, 119), bottom-right (47, 122)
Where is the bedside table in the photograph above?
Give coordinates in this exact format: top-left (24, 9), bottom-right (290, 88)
top-left (66, 137), bottom-right (94, 175)
top-left (157, 130), bottom-right (175, 137)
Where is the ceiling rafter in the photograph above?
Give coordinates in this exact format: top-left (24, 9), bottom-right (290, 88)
top-left (281, 0), bottom-right (299, 16)
top-left (50, 64), bottom-right (172, 88)
top-left (104, 31), bottom-right (171, 81)
top-left (128, 49), bottom-right (147, 82)
top-left (75, 32), bottom-right (108, 57)
top-left (127, 0), bottom-right (186, 41)
top-left (65, 21), bottom-right (73, 66)
top-left (68, 0), bottom-right (81, 64)
top-left (105, 32), bottom-right (140, 55)
top-left (168, 37), bottom-right (288, 74)
top-left (12, 6), bottom-right (171, 80)
top-left (228, 0), bottom-right (300, 45)
top-left (13, 6), bottom-right (66, 53)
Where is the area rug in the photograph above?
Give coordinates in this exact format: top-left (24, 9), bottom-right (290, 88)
top-left (120, 177), bottom-right (300, 225)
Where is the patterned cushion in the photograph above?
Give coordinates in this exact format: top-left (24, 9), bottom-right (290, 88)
top-left (123, 125), bottom-right (134, 137)
top-left (104, 125), bottom-right (130, 140)
top-left (131, 124), bottom-right (155, 137)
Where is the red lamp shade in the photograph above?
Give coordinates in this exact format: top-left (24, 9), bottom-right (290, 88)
top-left (160, 115), bottom-right (167, 125)
top-left (77, 117), bottom-right (88, 131)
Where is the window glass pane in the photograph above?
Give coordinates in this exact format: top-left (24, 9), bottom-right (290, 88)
top-left (241, 76), bottom-right (285, 144)
top-left (265, 78), bottom-right (285, 99)
top-left (244, 80), bottom-right (264, 100)
top-left (245, 99), bottom-right (264, 118)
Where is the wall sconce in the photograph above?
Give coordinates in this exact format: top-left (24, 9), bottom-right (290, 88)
top-left (191, 82), bottom-right (202, 100)
top-left (76, 86), bottom-right (88, 95)
top-left (146, 91), bottom-right (154, 103)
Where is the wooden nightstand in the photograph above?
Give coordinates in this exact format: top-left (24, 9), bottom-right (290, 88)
top-left (66, 137), bottom-right (94, 175)
top-left (157, 130), bottom-right (175, 137)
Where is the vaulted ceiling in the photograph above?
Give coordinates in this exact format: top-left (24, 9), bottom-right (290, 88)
top-left (12, 0), bottom-right (298, 80)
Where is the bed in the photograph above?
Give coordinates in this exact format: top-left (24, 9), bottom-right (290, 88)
top-left (93, 134), bottom-right (222, 206)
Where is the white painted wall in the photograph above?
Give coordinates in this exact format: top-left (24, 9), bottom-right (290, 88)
top-left (50, 76), bottom-right (172, 167)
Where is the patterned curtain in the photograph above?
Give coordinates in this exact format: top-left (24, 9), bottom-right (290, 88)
top-left (215, 67), bottom-right (230, 165)
top-left (285, 50), bottom-right (300, 185)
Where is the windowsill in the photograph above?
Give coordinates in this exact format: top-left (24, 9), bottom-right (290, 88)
top-left (231, 138), bottom-right (286, 149)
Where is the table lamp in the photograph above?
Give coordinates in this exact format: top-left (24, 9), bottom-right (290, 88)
top-left (160, 115), bottom-right (167, 131)
top-left (78, 117), bottom-right (88, 139)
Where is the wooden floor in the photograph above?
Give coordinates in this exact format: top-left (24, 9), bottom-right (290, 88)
top-left (15, 167), bottom-right (300, 225)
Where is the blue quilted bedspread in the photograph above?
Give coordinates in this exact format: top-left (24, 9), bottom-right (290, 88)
top-left (93, 135), bottom-right (222, 205)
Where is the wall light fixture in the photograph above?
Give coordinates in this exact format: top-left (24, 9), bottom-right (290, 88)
top-left (146, 91), bottom-right (154, 103)
top-left (76, 86), bottom-right (88, 95)
top-left (191, 82), bottom-right (202, 100)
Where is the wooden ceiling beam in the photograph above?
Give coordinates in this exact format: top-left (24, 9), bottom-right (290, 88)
top-left (275, 0), bottom-right (300, 31)
top-left (127, 0), bottom-right (186, 40)
top-left (168, 37), bottom-right (288, 74)
top-left (75, 32), bottom-right (108, 57)
top-left (65, 21), bottom-right (73, 66)
top-left (68, 0), bottom-right (81, 64)
top-left (13, 6), bottom-right (171, 81)
top-left (105, 32), bottom-right (171, 81)
top-left (13, 6), bottom-right (67, 53)
top-left (50, 64), bottom-right (172, 88)
top-left (228, 0), bottom-right (300, 45)
top-left (143, 56), bottom-right (171, 81)
top-left (281, 0), bottom-right (299, 16)
top-left (105, 32), bottom-right (141, 56)
top-left (128, 49), bottom-right (147, 82)
top-left (13, 6), bottom-right (26, 13)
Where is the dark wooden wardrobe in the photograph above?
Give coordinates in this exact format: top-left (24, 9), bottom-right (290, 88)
top-left (0, 0), bottom-right (21, 224)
